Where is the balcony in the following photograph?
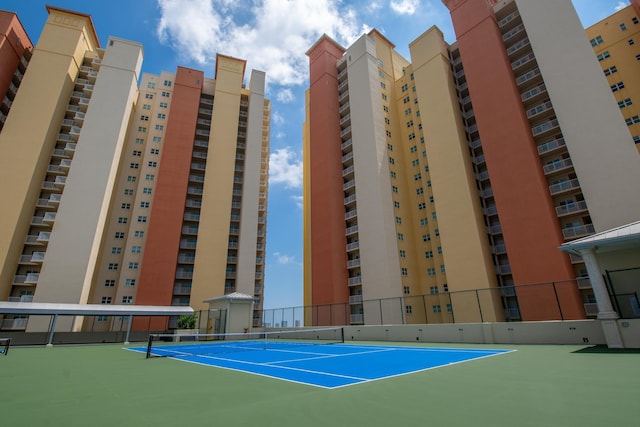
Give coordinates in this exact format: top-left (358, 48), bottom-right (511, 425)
top-left (175, 269), bottom-right (194, 279)
top-left (345, 209), bottom-right (357, 220)
top-left (562, 224), bottom-right (595, 240)
top-left (526, 101), bottom-right (554, 120)
top-left (516, 67), bottom-right (542, 87)
top-left (342, 151), bottom-right (353, 163)
top-left (487, 224), bottom-right (502, 234)
top-left (503, 23), bottom-right (525, 42)
top-left (179, 240), bottom-right (197, 249)
top-left (346, 241), bottom-right (359, 252)
top-left (584, 303), bottom-right (599, 316)
top-left (1, 318), bottom-right (28, 330)
top-left (350, 313), bottom-right (364, 324)
top-left (340, 126), bottom-right (352, 140)
top-left (531, 119), bottom-right (559, 137)
top-left (343, 180), bottom-right (355, 191)
top-left (348, 276), bottom-right (362, 286)
top-left (177, 255), bottom-right (195, 264)
top-left (43, 212), bottom-right (56, 223)
top-left (577, 277), bottom-right (592, 289)
top-left (492, 243), bottom-right (507, 254)
top-left (349, 295), bottom-right (363, 304)
top-left (537, 138), bottom-right (566, 155)
top-left (7, 295), bottom-right (34, 303)
top-left (345, 225), bottom-right (358, 236)
top-left (543, 158), bottom-right (573, 175)
top-left (521, 84), bottom-right (547, 103)
top-left (182, 226), bottom-right (199, 235)
top-left (344, 194), bottom-right (357, 206)
top-left (511, 52), bottom-right (536, 71)
top-left (495, 264), bottom-right (512, 274)
top-left (340, 114), bottom-right (351, 127)
top-left (549, 178), bottom-right (580, 195)
top-left (506, 38), bottom-right (531, 57)
top-left (347, 258), bottom-right (361, 268)
top-left (556, 201), bottom-right (588, 217)
top-left (173, 284), bottom-right (192, 295)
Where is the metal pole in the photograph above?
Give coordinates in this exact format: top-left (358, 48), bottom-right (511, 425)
top-left (552, 282), bottom-right (564, 320)
top-left (47, 314), bottom-right (58, 347)
top-left (475, 290), bottom-right (484, 323)
top-left (124, 315), bottom-right (133, 344)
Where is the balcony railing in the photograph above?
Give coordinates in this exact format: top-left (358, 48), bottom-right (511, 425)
top-left (348, 276), bottom-right (362, 286)
top-left (537, 137), bottom-right (566, 155)
top-left (349, 295), bottom-right (363, 303)
top-left (543, 158), bottom-right (573, 174)
top-left (555, 200), bottom-right (588, 216)
top-left (548, 178), bottom-right (580, 195)
top-left (562, 224), bottom-right (595, 239)
top-left (350, 313), bottom-right (364, 324)
top-left (347, 259), bottom-right (361, 268)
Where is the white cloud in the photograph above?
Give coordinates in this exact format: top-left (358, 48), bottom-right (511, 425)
top-left (272, 111), bottom-right (285, 125)
top-left (292, 194), bottom-right (303, 210)
top-left (269, 147), bottom-right (302, 189)
top-left (390, 0), bottom-right (419, 15)
top-left (273, 252), bottom-right (296, 265)
top-left (614, 1), bottom-right (627, 11)
top-left (367, 1), bottom-right (384, 14)
top-left (156, 0), bottom-right (366, 87)
top-left (276, 88), bottom-right (295, 103)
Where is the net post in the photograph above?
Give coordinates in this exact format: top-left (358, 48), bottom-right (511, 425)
top-left (340, 327), bottom-right (345, 344)
top-left (146, 334), bottom-right (154, 359)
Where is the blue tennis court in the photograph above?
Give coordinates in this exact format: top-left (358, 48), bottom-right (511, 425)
top-left (129, 341), bottom-right (513, 389)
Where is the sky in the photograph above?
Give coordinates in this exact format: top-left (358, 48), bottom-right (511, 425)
top-left (4, 0), bottom-right (632, 310)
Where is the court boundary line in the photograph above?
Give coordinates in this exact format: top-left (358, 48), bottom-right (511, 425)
top-left (128, 344), bottom-right (517, 389)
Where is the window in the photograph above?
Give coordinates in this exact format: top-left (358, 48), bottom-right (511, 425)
top-left (621, 23), bottom-right (627, 31)
top-left (410, 145), bottom-right (417, 153)
top-left (142, 104), bottom-right (151, 110)
top-left (137, 216), bottom-right (147, 223)
top-left (101, 297), bottom-right (112, 304)
top-left (604, 66), bottom-right (618, 76)
top-left (427, 180), bottom-right (432, 188)
top-left (432, 305), bottom-right (441, 313)
top-left (138, 127), bottom-right (146, 133)
top-left (134, 231), bottom-right (144, 238)
top-left (382, 94), bottom-right (387, 101)
top-left (145, 93), bottom-right (154, 99)
top-left (379, 70), bottom-right (385, 78)
top-left (148, 161), bottom-right (157, 167)
top-left (429, 196), bottom-right (434, 203)
top-left (629, 39), bottom-right (635, 45)
top-left (117, 217), bottom-right (127, 224)
top-left (405, 305), bottom-right (413, 314)
top-left (155, 125), bottom-right (164, 130)
top-left (435, 228), bottom-right (440, 236)
top-left (420, 218), bottom-right (428, 226)
top-left (589, 35), bottom-right (603, 46)
top-left (383, 105), bottom-right (389, 112)
top-left (164, 80), bottom-right (172, 87)
top-left (385, 118), bottom-right (391, 125)
top-left (399, 250), bottom-right (406, 258)
top-left (424, 165), bottom-right (429, 172)
top-left (447, 304), bottom-right (453, 313)
top-left (125, 279), bottom-right (136, 286)
top-left (389, 157), bottom-right (395, 165)
top-left (108, 263), bottom-right (118, 271)
top-left (403, 286), bottom-right (410, 295)
top-left (159, 102), bottom-right (168, 108)
top-left (121, 203), bottom-right (130, 209)
top-left (633, 17), bottom-right (639, 24)
top-left (124, 189), bottom-right (133, 196)
top-left (443, 283), bottom-right (449, 292)
top-left (432, 212), bottom-right (437, 220)
top-left (423, 234), bottom-right (430, 242)
top-left (157, 113), bottom-right (166, 119)
top-left (140, 115), bottom-right (148, 121)
top-left (619, 98), bottom-right (633, 108)
top-left (401, 84), bottom-right (408, 92)
top-left (440, 264), bottom-right (446, 273)
top-left (637, 54), bottom-right (640, 61)
top-left (626, 115), bottom-right (640, 126)
top-left (145, 174), bottom-right (155, 181)
top-left (147, 82), bottom-right (156, 89)
top-left (132, 150), bottom-right (141, 157)
top-left (401, 267), bottom-right (408, 276)
top-left (392, 186), bottom-right (398, 193)
top-left (115, 232), bottom-right (125, 239)
top-left (135, 138), bottom-right (144, 144)
top-left (131, 246), bottom-right (141, 254)
top-left (395, 217), bottom-right (402, 225)
top-left (427, 268), bottom-right (436, 277)
top-left (403, 96), bottom-right (410, 104)
top-left (634, 135), bottom-right (640, 143)
top-left (140, 201), bottom-right (150, 208)
top-left (127, 176), bottom-right (136, 182)
top-left (437, 246), bottom-right (443, 255)
top-left (407, 120), bottom-right (413, 127)
top-left (152, 137), bottom-right (162, 143)
top-left (387, 143), bottom-right (393, 151)
top-left (418, 202), bottom-right (426, 210)
top-left (596, 51), bottom-right (610, 61)
top-left (416, 188), bottom-right (424, 195)
top-left (611, 81), bottom-right (626, 92)
top-left (104, 280), bottom-right (115, 287)
top-left (397, 233), bottom-right (404, 241)
top-left (429, 286), bottom-right (438, 295)
top-left (122, 296), bottom-right (133, 304)
top-left (414, 173), bottom-right (422, 181)
top-left (130, 163), bottom-right (139, 169)
top-left (408, 133), bottom-right (416, 140)
top-left (128, 262), bottom-right (139, 270)
top-left (390, 171), bottom-right (396, 179)
top-left (380, 82), bottom-right (386, 89)
top-left (393, 201), bottom-right (400, 208)
top-left (412, 159), bottom-right (419, 167)
top-left (161, 91), bottom-right (170, 97)
top-left (386, 130), bottom-right (392, 137)
top-left (405, 108), bottom-right (411, 115)
top-left (425, 251), bottom-right (433, 259)
top-left (143, 188), bottom-right (152, 195)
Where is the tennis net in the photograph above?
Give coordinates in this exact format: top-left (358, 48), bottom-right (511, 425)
top-left (145, 327), bottom-right (344, 358)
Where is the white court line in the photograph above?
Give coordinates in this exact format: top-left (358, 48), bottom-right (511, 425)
top-left (186, 353), bottom-right (370, 381)
top-left (263, 347), bottom-right (396, 365)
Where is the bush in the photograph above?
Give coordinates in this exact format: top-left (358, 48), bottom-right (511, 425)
top-left (177, 314), bottom-right (197, 329)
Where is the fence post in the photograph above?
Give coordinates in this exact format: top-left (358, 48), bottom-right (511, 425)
top-left (552, 282), bottom-right (564, 320)
top-left (475, 290), bottom-right (484, 323)
top-left (379, 299), bottom-right (383, 325)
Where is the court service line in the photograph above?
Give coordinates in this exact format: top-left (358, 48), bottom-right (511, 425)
top-left (263, 347), bottom-right (396, 365)
top-left (189, 353), bottom-right (370, 381)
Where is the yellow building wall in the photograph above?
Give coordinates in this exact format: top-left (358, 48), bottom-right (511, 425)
top-left (409, 27), bottom-right (502, 323)
top-left (190, 56), bottom-right (244, 310)
top-left (0, 9), bottom-right (98, 300)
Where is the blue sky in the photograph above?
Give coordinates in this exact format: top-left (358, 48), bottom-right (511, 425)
top-left (5, 0), bottom-right (631, 310)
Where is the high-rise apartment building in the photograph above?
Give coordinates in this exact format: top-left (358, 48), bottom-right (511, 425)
top-left (304, 0), bottom-right (640, 326)
top-left (0, 7), bottom-right (270, 332)
top-left (587, 3), bottom-right (640, 151)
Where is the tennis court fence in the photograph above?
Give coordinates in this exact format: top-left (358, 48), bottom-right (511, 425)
top-left (259, 277), bottom-right (640, 328)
